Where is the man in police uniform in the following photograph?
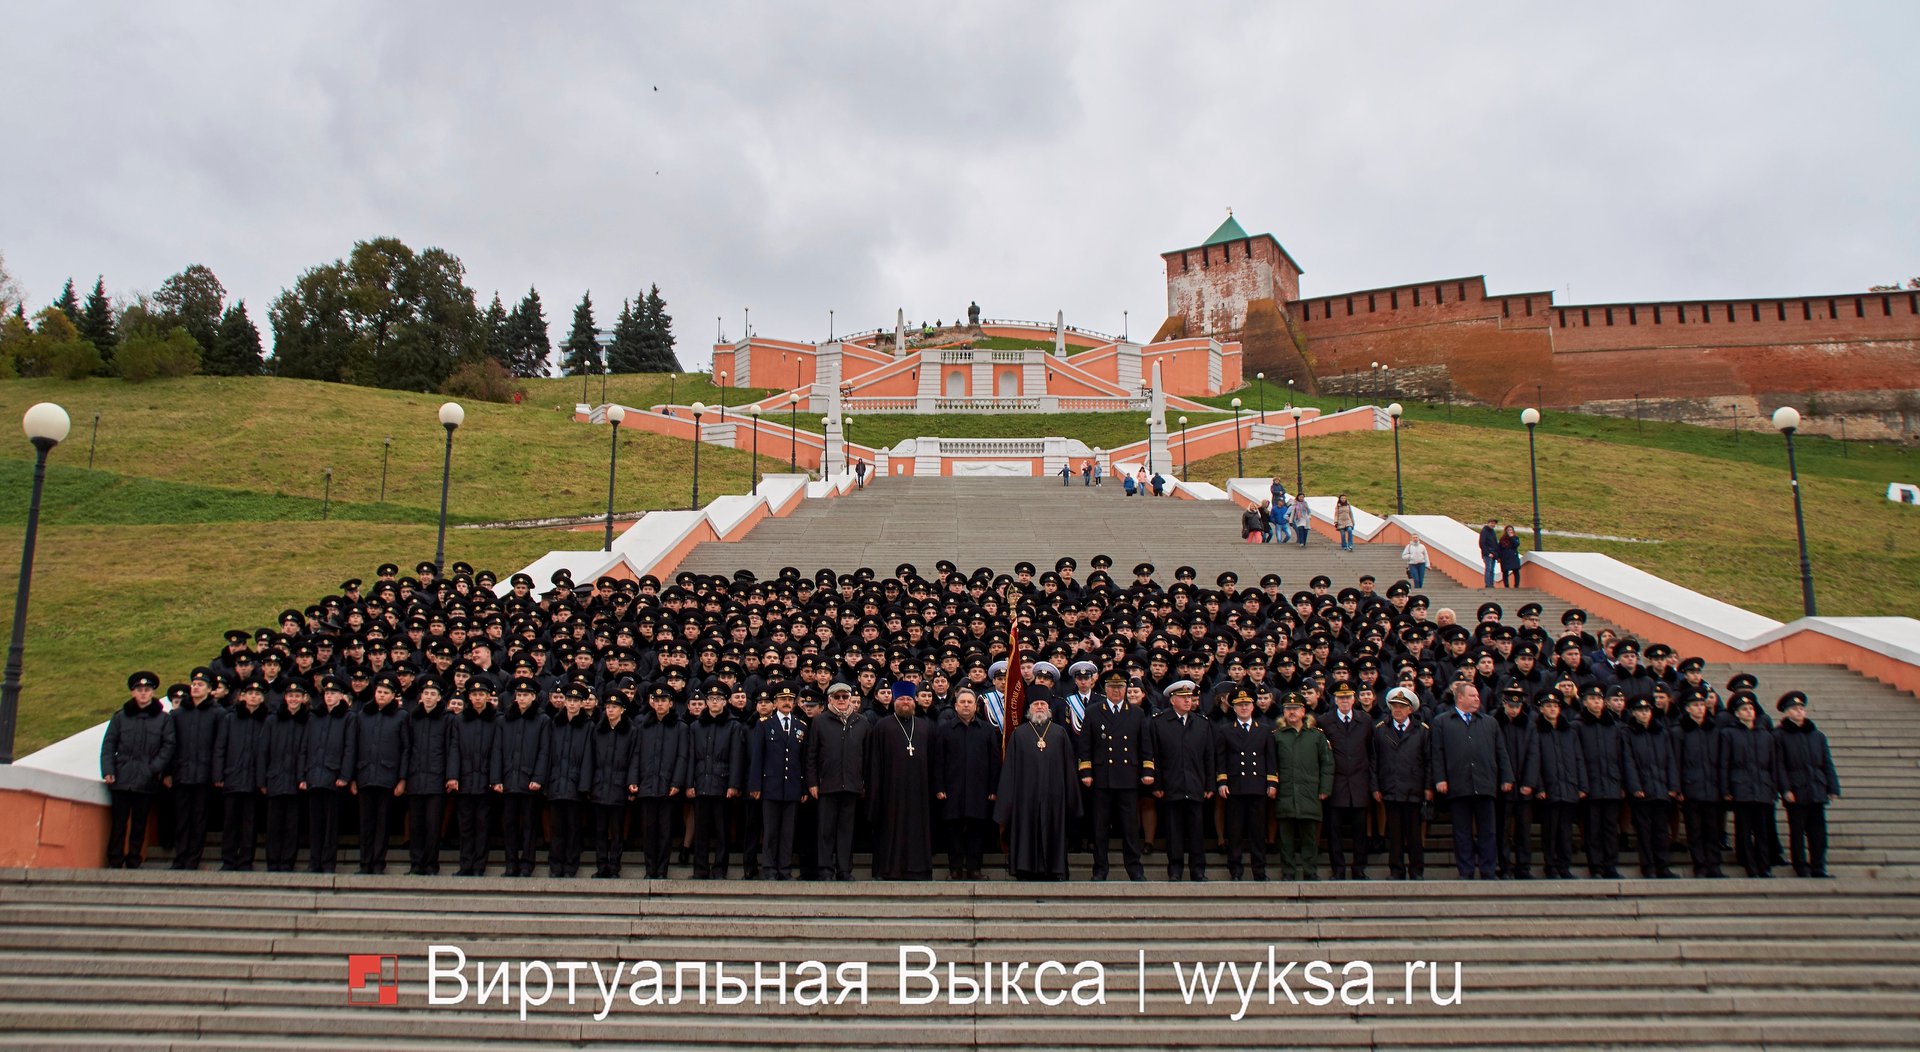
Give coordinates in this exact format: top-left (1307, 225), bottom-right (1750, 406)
top-left (1080, 668), bottom-right (1156, 881)
top-left (1214, 690), bottom-right (1278, 880)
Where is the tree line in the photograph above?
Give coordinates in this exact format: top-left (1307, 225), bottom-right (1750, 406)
top-left (0, 240), bottom-right (679, 391)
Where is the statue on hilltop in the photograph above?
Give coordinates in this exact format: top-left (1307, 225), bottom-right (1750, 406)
top-left (967, 301), bottom-right (981, 328)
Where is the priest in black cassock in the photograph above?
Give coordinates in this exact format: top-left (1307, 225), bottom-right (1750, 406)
top-left (994, 695), bottom-right (1082, 880)
top-left (867, 685), bottom-right (934, 880)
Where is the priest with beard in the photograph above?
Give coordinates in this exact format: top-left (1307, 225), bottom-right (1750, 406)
top-left (994, 695), bottom-right (1082, 880)
top-left (867, 683), bottom-right (935, 879)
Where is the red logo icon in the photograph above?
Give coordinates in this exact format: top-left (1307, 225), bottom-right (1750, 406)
top-left (347, 954), bottom-right (399, 1006)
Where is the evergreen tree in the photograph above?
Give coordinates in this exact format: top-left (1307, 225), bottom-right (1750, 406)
top-left (207, 301), bottom-right (263, 376)
top-left (606, 297), bottom-right (645, 373)
top-left (481, 292), bottom-right (511, 370)
top-left (636, 284), bottom-right (679, 371)
top-left (506, 287), bottom-right (550, 377)
top-left (53, 278), bottom-right (80, 328)
top-left (560, 292), bottom-right (602, 377)
top-left (79, 276), bottom-right (117, 362)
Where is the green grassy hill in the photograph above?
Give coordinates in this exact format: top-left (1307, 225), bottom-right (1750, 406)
top-left (1188, 417), bottom-right (1915, 623)
top-left (0, 374), bottom-right (786, 753)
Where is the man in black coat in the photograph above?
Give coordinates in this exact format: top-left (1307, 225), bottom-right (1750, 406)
top-left (588, 693), bottom-right (642, 878)
top-left (101, 672), bottom-right (177, 869)
top-left (933, 688), bottom-right (1002, 879)
top-left (351, 673), bottom-right (411, 875)
top-left (1148, 680), bottom-right (1215, 881)
top-left (1574, 685), bottom-right (1627, 879)
top-left (403, 680), bottom-right (454, 876)
top-left (448, 678), bottom-right (503, 876)
top-left (168, 670), bottom-right (221, 870)
top-left (1493, 687), bottom-right (1537, 879)
top-left (685, 691), bottom-right (746, 879)
top-left (1429, 681), bottom-right (1514, 880)
top-left (492, 677), bottom-right (551, 878)
top-left (1773, 691), bottom-right (1842, 878)
top-left (805, 682), bottom-right (869, 881)
top-left (213, 680), bottom-right (271, 871)
top-left (1622, 697), bottom-right (1681, 878)
top-left (302, 676), bottom-right (356, 874)
top-left (261, 681), bottom-right (312, 872)
top-left (1370, 688), bottom-right (1431, 880)
top-left (1525, 694), bottom-right (1587, 879)
top-left (1670, 691), bottom-right (1724, 877)
top-left (1319, 684), bottom-right (1373, 879)
top-left (1079, 671), bottom-right (1156, 881)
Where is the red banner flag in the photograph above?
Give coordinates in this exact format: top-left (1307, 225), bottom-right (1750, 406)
top-left (1003, 617), bottom-right (1026, 745)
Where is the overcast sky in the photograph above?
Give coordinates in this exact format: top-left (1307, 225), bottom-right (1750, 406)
top-left (4, 2), bottom-right (1916, 365)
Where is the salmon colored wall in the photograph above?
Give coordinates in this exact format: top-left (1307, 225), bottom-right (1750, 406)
top-left (943, 366), bottom-right (971, 398)
top-left (995, 367), bottom-right (1021, 396)
top-left (1142, 343), bottom-right (1215, 395)
top-left (749, 345), bottom-right (816, 392)
top-left (1039, 365), bottom-right (1115, 397)
top-left (854, 366), bottom-right (919, 397)
top-left (0, 790), bottom-right (108, 868)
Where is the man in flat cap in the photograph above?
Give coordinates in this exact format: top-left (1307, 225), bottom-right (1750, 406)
top-left (1151, 680), bottom-right (1215, 880)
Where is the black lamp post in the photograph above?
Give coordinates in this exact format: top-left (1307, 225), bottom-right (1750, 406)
top-left (1255, 372), bottom-right (1266, 422)
top-left (719, 371), bottom-right (729, 422)
top-left (87, 413), bottom-right (98, 469)
top-left (434, 402), bottom-right (464, 575)
top-left (1370, 361), bottom-right (1381, 404)
top-left (689, 402), bottom-right (706, 509)
top-left (379, 436), bottom-right (391, 502)
top-left (604, 404), bottom-right (625, 550)
top-left (1, 402), bottom-right (69, 764)
top-left (788, 393), bottom-right (800, 471)
top-left (1766, 405), bottom-right (1812, 618)
top-left (322, 468), bottom-right (332, 521)
top-left (749, 403), bottom-right (763, 495)
top-left (1522, 407), bottom-right (1543, 551)
top-left (1388, 402), bottom-right (1405, 515)
top-left (1231, 397), bottom-right (1244, 476)
top-left (1290, 406), bottom-right (1304, 494)
top-left (1176, 415), bottom-right (1190, 481)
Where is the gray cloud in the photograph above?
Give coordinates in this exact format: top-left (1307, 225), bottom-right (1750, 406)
top-left (3, 1), bottom-right (1915, 366)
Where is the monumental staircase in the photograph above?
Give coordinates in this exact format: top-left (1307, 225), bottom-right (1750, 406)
top-left (1, 478), bottom-right (1917, 1048)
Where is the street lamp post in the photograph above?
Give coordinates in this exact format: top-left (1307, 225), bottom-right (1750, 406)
top-left (1, 403), bottom-right (70, 764)
top-left (380, 436), bottom-right (391, 502)
top-left (434, 402), bottom-right (464, 575)
top-left (88, 413), bottom-right (98, 470)
top-left (749, 404), bottom-right (763, 495)
top-left (829, 309), bottom-right (834, 342)
top-left (719, 371), bottom-right (729, 422)
top-left (788, 393), bottom-right (800, 471)
top-left (1231, 398), bottom-right (1244, 476)
top-left (604, 405), bottom-right (625, 550)
top-left (1521, 407), bottom-right (1543, 552)
top-left (1388, 402), bottom-right (1405, 516)
top-left (1256, 372), bottom-right (1266, 422)
top-left (1766, 405), bottom-right (1812, 618)
top-left (1178, 415), bottom-right (1189, 481)
top-left (322, 468), bottom-right (332, 521)
top-left (1290, 406), bottom-right (1304, 494)
top-left (689, 402), bottom-right (706, 509)
top-left (1370, 362), bottom-right (1381, 404)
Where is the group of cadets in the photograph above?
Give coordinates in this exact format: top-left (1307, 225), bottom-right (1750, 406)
top-left (99, 555), bottom-right (1841, 881)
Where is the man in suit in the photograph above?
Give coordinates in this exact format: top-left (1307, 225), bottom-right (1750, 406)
top-left (1150, 680), bottom-right (1216, 881)
top-left (1430, 680), bottom-right (1514, 880)
top-left (1320, 684), bottom-right (1374, 879)
top-left (1214, 689), bottom-right (1278, 880)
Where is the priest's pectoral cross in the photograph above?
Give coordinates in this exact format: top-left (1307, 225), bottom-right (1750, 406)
top-left (906, 743), bottom-right (915, 756)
